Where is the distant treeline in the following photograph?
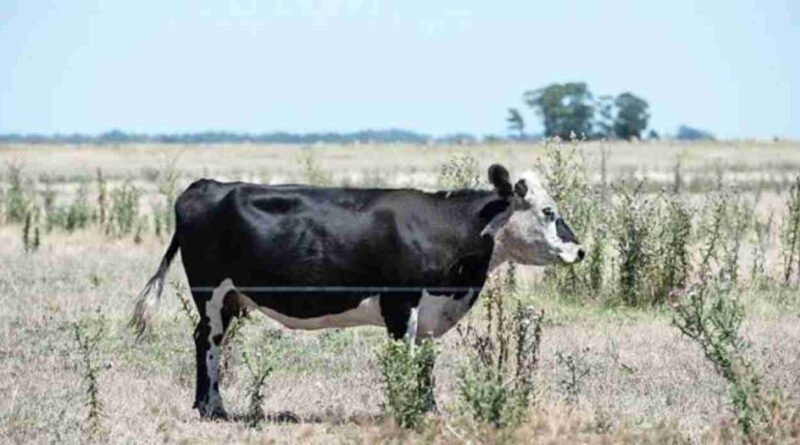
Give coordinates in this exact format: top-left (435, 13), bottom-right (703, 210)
top-left (0, 129), bottom-right (436, 145)
top-left (0, 125), bottom-right (715, 145)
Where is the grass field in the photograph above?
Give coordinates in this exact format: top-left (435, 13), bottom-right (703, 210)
top-left (1, 140), bottom-right (799, 443)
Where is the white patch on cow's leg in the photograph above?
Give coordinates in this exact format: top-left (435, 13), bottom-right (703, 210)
top-left (201, 278), bottom-right (235, 418)
top-left (404, 306), bottom-right (419, 346)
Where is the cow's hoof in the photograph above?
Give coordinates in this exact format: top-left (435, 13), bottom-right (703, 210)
top-left (207, 408), bottom-right (229, 420)
top-left (196, 403), bottom-right (229, 420)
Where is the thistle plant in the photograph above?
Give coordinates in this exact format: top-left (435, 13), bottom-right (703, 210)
top-left (456, 268), bottom-right (544, 428)
top-left (437, 153), bottom-right (480, 190)
top-left (781, 175), bottom-right (800, 285)
top-left (672, 280), bottom-right (766, 436)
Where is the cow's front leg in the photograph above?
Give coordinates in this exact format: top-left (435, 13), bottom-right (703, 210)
top-left (381, 296), bottom-right (436, 412)
top-left (193, 279), bottom-right (236, 419)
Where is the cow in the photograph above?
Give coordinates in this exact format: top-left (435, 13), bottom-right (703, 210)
top-left (131, 164), bottom-right (584, 419)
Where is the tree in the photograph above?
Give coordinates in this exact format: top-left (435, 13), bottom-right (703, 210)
top-left (613, 92), bottom-right (650, 140)
top-left (506, 108), bottom-right (525, 140)
top-left (676, 125), bottom-right (714, 141)
top-left (594, 95), bottom-right (616, 139)
top-left (524, 82), bottom-right (594, 140)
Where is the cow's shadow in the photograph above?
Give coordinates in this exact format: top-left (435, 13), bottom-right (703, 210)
top-left (228, 410), bottom-right (383, 425)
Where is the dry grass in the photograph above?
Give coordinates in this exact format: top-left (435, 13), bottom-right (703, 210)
top-left (2, 141), bottom-right (800, 443)
top-left (2, 139), bottom-right (799, 187)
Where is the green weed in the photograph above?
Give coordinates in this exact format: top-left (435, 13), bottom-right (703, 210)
top-left (72, 314), bottom-right (107, 439)
top-left (781, 175), bottom-right (800, 285)
top-left (437, 153), bottom-right (480, 190)
top-left (375, 338), bottom-right (438, 429)
top-left (456, 269), bottom-right (544, 428)
top-left (672, 280), bottom-right (766, 436)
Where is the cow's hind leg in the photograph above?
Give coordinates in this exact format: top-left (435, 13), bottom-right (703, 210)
top-left (193, 279), bottom-right (238, 419)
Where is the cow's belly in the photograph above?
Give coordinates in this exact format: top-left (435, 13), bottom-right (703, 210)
top-left (242, 293), bottom-right (385, 330)
top-left (230, 283), bottom-right (474, 335)
top-left (417, 290), bottom-right (475, 338)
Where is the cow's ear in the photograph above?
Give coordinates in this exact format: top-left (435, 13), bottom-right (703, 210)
top-left (488, 164), bottom-right (512, 198)
top-left (514, 179), bottom-right (528, 197)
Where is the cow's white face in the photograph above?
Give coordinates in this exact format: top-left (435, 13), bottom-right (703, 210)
top-left (485, 165), bottom-right (585, 267)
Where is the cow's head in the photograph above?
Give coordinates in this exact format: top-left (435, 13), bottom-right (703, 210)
top-left (483, 164), bottom-right (585, 266)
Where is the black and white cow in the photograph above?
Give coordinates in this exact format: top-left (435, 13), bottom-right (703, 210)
top-left (132, 164), bottom-right (584, 418)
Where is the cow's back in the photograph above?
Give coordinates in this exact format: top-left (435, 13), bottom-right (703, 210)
top-left (174, 180), bottom-right (494, 291)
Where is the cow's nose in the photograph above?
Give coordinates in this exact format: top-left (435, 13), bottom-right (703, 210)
top-left (576, 248), bottom-right (586, 262)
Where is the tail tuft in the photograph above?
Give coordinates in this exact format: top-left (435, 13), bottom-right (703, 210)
top-left (130, 232), bottom-right (179, 340)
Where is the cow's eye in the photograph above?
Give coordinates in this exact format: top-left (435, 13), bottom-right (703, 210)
top-left (542, 207), bottom-right (554, 219)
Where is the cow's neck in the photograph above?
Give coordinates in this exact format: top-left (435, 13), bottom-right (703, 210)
top-left (486, 223), bottom-right (516, 273)
top-left (444, 194), bottom-right (510, 280)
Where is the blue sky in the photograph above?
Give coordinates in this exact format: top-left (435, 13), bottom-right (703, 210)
top-left (0, 1), bottom-right (796, 138)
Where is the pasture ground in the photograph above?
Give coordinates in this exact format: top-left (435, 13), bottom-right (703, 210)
top-left (1, 140), bottom-right (799, 443)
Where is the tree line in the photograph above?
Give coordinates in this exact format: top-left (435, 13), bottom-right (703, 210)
top-left (507, 81), bottom-right (713, 141)
top-left (0, 129), bottom-right (432, 145)
top-left (1, 82), bottom-right (715, 144)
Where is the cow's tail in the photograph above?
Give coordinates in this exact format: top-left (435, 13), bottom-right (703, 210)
top-left (131, 230), bottom-right (180, 340)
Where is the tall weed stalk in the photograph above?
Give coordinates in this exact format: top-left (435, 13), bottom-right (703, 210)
top-left (610, 180), bottom-right (656, 306)
top-left (4, 162), bottom-right (34, 223)
top-left (652, 195), bottom-right (693, 304)
top-left (72, 315), bottom-right (107, 439)
top-left (781, 175), bottom-right (800, 285)
top-left (672, 280), bottom-right (766, 436)
top-left (456, 269), bottom-right (544, 428)
top-left (106, 181), bottom-right (141, 238)
top-left (241, 346), bottom-right (275, 428)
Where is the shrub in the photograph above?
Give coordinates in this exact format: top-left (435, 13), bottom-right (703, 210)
top-left (219, 316), bottom-right (249, 382)
top-left (63, 183), bottom-right (92, 232)
top-left (781, 175), bottom-right (800, 285)
top-left (695, 189), bottom-right (752, 285)
top-left (3, 162), bottom-right (34, 224)
top-left (375, 338), bottom-right (438, 429)
top-left (40, 182), bottom-right (93, 233)
top-left (610, 180), bottom-right (656, 306)
top-left (586, 223), bottom-right (608, 294)
top-left (672, 280), bottom-right (765, 435)
top-left (241, 345), bottom-right (275, 428)
top-left (697, 190), bottom-right (730, 279)
top-left (456, 270), bottom-right (544, 428)
top-left (153, 163), bottom-right (180, 238)
top-left (652, 195), bottom-right (693, 304)
top-left (106, 181), bottom-right (141, 238)
top-left (751, 212), bottom-right (774, 288)
top-left (721, 194), bottom-right (751, 285)
top-left (72, 314), bottom-right (107, 439)
top-left (96, 167), bottom-right (107, 226)
top-left (672, 156), bottom-right (683, 194)
top-left (297, 149), bottom-right (334, 186)
top-left (437, 153), bottom-right (480, 190)
top-left (172, 280), bottom-right (199, 327)
top-left (555, 348), bottom-right (591, 405)
top-left (22, 208), bottom-right (41, 253)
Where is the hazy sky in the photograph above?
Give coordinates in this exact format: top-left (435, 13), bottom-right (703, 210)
top-left (0, 1), bottom-right (796, 138)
